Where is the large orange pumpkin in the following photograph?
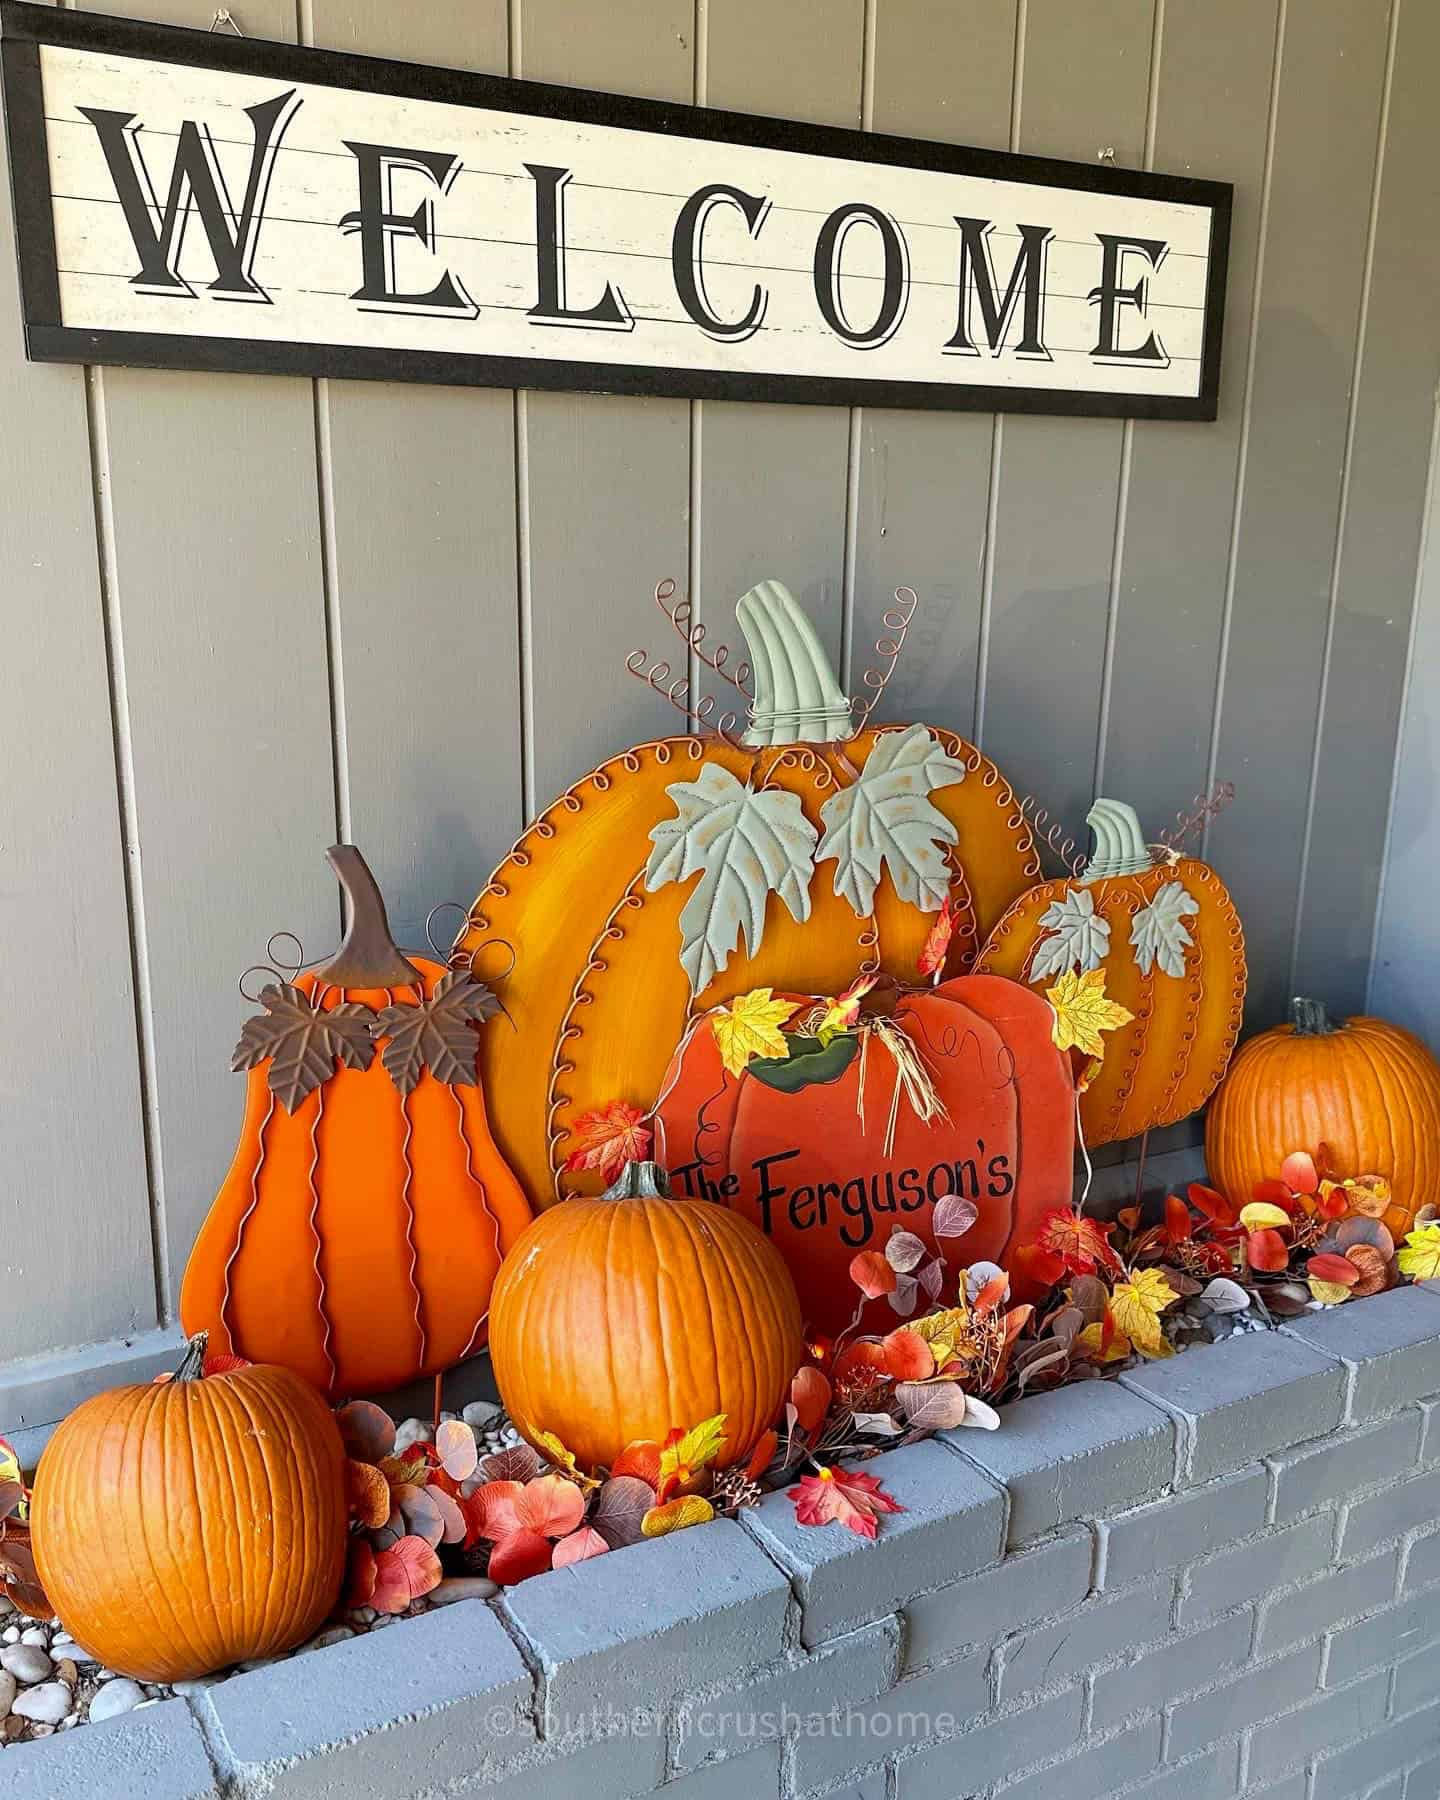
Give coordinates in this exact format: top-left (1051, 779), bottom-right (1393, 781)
top-left (1206, 997), bottom-right (1440, 1239)
top-left (489, 1160), bottom-right (803, 1473)
top-left (974, 798), bottom-right (1246, 1148)
top-left (31, 1338), bottom-right (347, 1682)
top-left (652, 974), bottom-right (1077, 1336)
top-left (182, 846), bottom-right (531, 1398)
top-left (451, 579), bottom-right (1041, 1210)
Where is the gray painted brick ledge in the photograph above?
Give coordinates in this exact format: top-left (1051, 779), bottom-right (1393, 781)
top-left (6, 1287), bottom-right (1440, 1798)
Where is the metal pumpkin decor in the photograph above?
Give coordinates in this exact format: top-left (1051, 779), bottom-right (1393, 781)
top-left (451, 579), bottom-right (1041, 1209)
top-left (650, 974), bottom-right (1077, 1336)
top-left (181, 847), bottom-right (531, 1399)
top-left (973, 797), bottom-right (1246, 1148)
top-left (488, 1159), bottom-right (804, 1474)
top-left (1206, 998), bottom-right (1440, 1240)
top-left (30, 1337), bottom-right (347, 1683)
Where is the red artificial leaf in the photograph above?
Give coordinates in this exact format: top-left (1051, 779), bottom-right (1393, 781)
top-left (1035, 1208), bottom-right (1122, 1278)
top-left (1280, 1150), bottom-right (1319, 1196)
top-left (372, 1535), bottom-right (442, 1613)
top-left (831, 1340), bottom-right (890, 1387)
top-left (1308, 1252), bottom-right (1361, 1288)
top-left (850, 1251), bottom-right (897, 1299)
top-left (881, 1328), bottom-right (935, 1382)
top-left (1012, 1242), bottom-right (1067, 1289)
top-left (611, 1440), bottom-right (663, 1487)
top-left (563, 1100), bottom-right (653, 1186)
top-left (1316, 1187), bottom-right (1350, 1221)
top-left (1188, 1183), bottom-right (1238, 1227)
top-left (1246, 1228), bottom-right (1290, 1273)
top-left (488, 1528), bottom-right (554, 1586)
top-left (1164, 1194), bottom-right (1193, 1245)
top-left (513, 1474), bottom-right (586, 1539)
top-left (552, 1526), bottom-right (611, 1568)
top-left (465, 1478), bottom-right (527, 1545)
top-left (201, 1352), bottom-right (252, 1377)
top-left (745, 1430), bottom-right (779, 1482)
top-left (788, 1467), bottom-right (906, 1540)
top-left (1252, 1178), bottom-right (1298, 1214)
top-left (1314, 1141), bottom-right (1341, 1182)
top-left (346, 1458), bottom-right (392, 1529)
top-left (345, 1538), bottom-right (377, 1608)
top-left (917, 897), bottom-right (956, 979)
top-left (791, 1366), bottom-right (832, 1434)
top-left (972, 1272), bottom-right (1010, 1317)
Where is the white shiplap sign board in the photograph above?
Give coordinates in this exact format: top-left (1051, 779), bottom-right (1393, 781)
top-left (2, 3), bottom-right (1232, 418)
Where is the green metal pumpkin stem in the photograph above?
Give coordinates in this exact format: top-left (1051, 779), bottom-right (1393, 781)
top-left (173, 1332), bottom-right (209, 1383)
top-left (1291, 996), bottom-right (1339, 1036)
top-left (602, 1161), bottom-right (672, 1200)
top-left (736, 580), bottom-right (852, 748)
top-left (1082, 798), bottom-right (1156, 881)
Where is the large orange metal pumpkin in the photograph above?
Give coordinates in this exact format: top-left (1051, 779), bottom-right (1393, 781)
top-left (488, 1160), bottom-right (803, 1474)
top-left (1206, 998), bottom-right (1440, 1238)
top-left (652, 974), bottom-right (1077, 1335)
top-left (32, 1340), bottom-right (346, 1683)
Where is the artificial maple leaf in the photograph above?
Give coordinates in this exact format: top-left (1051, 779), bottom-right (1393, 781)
top-left (788, 1466), bottom-right (905, 1539)
top-left (816, 724), bottom-right (968, 916)
top-left (1035, 1208), bottom-right (1123, 1277)
top-left (657, 1415), bottom-right (728, 1501)
top-left (712, 989), bottom-right (799, 1078)
top-left (1398, 1223), bottom-right (1440, 1281)
top-left (645, 763), bottom-right (818, 995)
top-left (1075, 1315), bottom-right (1130, 1365)
top-left (1108, 1268), bottom-right (1178, 1359)
top-left (904, 1308), bottom-right (972, 1372)
top-left (641, 1495), bottom-right (716, 1537)
top-left (370, 970), bottom-right (500, 1095)
top-left (917, 896), bottom-right (956, 979)
top-left (232, 983), bottom-right (375, 1112)
top-left (1045, 967), bottom-right (1135, 1060)
top-left (563, 1100), bottom-right (654, 1185)
top-left (814, 975), bottom-right (878, 1046)
top-left (1030, 887), bottom-right (1111, 980)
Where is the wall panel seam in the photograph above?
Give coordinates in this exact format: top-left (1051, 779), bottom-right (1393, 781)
top-left (311, 378), bottom-right (349, 857)
top-left (1202, 0), bottom-right (1288, 859)
top-left (83, 363), bottom-right (167, 1326)
top-left (1289, 0), bottom-right (1402, 998)
top-left (838, 0), bottom-right (877, 690)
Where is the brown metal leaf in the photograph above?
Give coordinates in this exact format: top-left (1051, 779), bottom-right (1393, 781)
top-left (371, 971), bottom-right (501, 1096)
top-left (232, 984), bottom-right (376, 1112)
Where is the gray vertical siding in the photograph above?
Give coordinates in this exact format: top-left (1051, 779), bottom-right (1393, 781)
top-left (0, 0), bottom-right (1435, 1366)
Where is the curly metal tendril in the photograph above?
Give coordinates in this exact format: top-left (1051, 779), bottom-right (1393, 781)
top-left (624, 649), bottom-right (744, 745)
top-left (1158, 780), bottom-right (1237, 854)
top-left (654, 576), bottom-right (754, 698)
top-left (1016, 793), bottom-right (1088, 881)
top-left (851, 586), bottom-right (918, 731)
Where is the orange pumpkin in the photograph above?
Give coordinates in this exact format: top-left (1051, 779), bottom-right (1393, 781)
top-left (489, 1160), bottom-right (803, 1473)
top-left (974, 798), bottom-right (1246, 1147)
top-left (31, 1338), bottom-right (346, 1682)
top-left (182, 846), bottom-right (531, 1398)
top-left (1206, 998), bottom-right (1440, 1239)
top-left (652, 974), bottom-right (1077, 1335)
top-left (452, 579), bottom-right (1041, 1210)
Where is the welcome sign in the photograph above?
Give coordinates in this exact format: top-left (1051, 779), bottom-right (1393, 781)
top-left (1, 4), bottom-right (1232, 419)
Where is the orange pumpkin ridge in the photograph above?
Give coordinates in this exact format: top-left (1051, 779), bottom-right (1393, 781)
top-left (1206, 998), bottom-right (1440, 1239)
top-left (182, 848), bottom-right (531, 1398)
top-left (488, 1160), bottom-right (803, 1474)
top-left (32, 1338), bottom-right (347, 1683)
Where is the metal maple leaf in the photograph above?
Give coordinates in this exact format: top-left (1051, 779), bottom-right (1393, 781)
top-left (815, 723), bottom-right (968, 917)
top-left (232, 983), bottom-right (377, 1113)
top-left (370, 970), bottom-right (501, 1095)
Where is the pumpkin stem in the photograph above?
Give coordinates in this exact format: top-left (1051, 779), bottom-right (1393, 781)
top-left (602, 1160), bottom-right (672, 1200)
top-left (736, 580), bottom-right (852, 748)
top-left (1082, 799), bottom-right (1155, 881)
top-left (1291, 996), bottom-right (1339, 1036)
top-left (316, 846), bottom-right (424, 989)
top-left (173, 1332), bottom-right (209, 1383)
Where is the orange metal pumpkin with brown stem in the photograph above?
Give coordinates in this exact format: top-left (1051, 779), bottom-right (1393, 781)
top-left (181, 847), bottom-right (531, 1398)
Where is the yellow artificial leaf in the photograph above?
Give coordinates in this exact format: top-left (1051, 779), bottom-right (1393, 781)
top-left (533, 1429), bottom-right (601, 1491)
top-left (1239, 1202), bottom-right (1293, 1232)
top-left (1075, 1321), bottom-right (1131, 1365)
top-left (641, 1495), bottom-right (716, 1537)
top-left (1307, 1278), bottom-right (1354, 1306)
top-left (904, 1309), bottom-right (970, 1371)
top-left (0, 1440), bottom-right (20, 1491)
top-left (712, 988), bottom-right (800, 1078)
top-left (1108, 1268), bottom-right (1178, 1360)
top-left (815, 975), bottom-right (878, 1046)
top-left (1398, 1223), bottom-right (1440, 1282)
top-left (660, 1414), bottom-right (729, 1485)
top-left (1045, 967), bottom-right (1136, 1060)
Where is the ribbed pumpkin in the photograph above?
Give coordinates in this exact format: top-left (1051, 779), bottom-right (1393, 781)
top-left (1206, 998), bottom-right (1440, 1238)
top-left (31, 1338), bottom-right (346, 1682)
top-left (974, 799), bottom-right (1246, 1147)
top-left (489, 1160), bottom-right (804, 1473)
top-left (453, 580), bottom-right (1040, 1209)
top-left (182, 846), bottom-right (531, 1398)
top-left (652, 974), bottom-right (1076, 1335)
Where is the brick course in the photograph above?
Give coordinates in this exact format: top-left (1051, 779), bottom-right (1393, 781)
top-left (11, 1288), bottom-right (1440, 1800)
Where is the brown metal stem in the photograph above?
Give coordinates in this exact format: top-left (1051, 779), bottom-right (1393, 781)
top-left (316, 845), bottom-right (423, 988)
